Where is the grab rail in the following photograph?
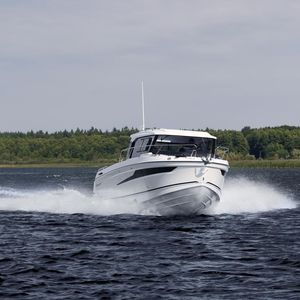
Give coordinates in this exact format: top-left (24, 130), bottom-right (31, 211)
top-left (215, 146), bottom-right (229, 159)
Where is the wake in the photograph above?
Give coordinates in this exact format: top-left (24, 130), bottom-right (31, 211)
top-left (0, 178), bottom-right (297, 216)
top-left (0, 187), bottom-right (142, 215)
top-left (210, 177), bottom-right (297, 215)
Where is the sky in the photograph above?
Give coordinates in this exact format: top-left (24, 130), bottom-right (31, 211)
top-left (0, 0), bottom-right (300, 132)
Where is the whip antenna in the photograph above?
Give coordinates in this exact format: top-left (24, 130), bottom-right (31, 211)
top-left (142, 81), bottom-right (145, 131)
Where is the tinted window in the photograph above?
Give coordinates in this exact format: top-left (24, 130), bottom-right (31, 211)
top-left (130, 136), bottom-right (153, 158)
top-left (150, 135), bottom-right (215, 157)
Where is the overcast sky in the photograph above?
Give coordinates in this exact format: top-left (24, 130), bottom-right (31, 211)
top-left (0, 0), bottom-right (300, 132)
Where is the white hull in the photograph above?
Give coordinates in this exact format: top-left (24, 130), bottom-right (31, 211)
top-left (136, 183), bottom-right (220, 215)
top-left (94, 154), bottom-right (228, 215)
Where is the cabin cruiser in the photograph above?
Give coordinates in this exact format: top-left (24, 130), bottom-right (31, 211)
top-left (93, 128), bottom-right (229, 215)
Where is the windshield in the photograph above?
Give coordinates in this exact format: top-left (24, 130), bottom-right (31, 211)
top-left (128, 135), bottom-right (215, 159)
top-left (150, 135), bottom-right (215, 158)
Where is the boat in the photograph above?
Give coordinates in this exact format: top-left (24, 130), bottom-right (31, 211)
top-left (93, 128), bottom-right (229, 215)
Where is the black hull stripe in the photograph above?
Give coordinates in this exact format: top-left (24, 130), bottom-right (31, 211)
top-left (117, 167), bottom-right (177, 185)
top-left (113, 181), bottom-right (199, 199)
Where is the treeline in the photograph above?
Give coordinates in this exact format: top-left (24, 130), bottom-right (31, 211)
top-left (209, 125), bottom-right (300, 160)
top-left (0, 127), bottom-right (136, 164)
top-left (0, 126), bottom-right (300, 164)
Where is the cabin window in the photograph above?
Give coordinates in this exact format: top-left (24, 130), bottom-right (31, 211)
top-left (130, 136), bottom-right (154, 158)
top-left (150, 135), bottom-right (215, 158)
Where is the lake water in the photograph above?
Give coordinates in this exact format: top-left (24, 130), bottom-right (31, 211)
top-left (0, 167), bottom-right (299, 299)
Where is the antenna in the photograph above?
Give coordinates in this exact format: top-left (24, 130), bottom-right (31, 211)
top-left (141, 81), bottom-right (145, 131)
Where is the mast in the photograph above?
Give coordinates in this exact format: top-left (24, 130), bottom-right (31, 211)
top-left (142, 81), bottom-right (145, 131)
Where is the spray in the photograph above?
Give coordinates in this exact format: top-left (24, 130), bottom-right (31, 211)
top-left (0, 179), bottom-right (297, 216)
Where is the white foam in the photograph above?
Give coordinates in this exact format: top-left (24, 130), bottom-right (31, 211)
top-left (0, 187), bottom-right (143, 216)
top-left (209, 178), bottom-right (297, 215)
top-left (0, 179), bottom-right (297, 216)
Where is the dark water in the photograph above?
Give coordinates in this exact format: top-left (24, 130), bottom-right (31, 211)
top-left (0, 167), bottom-right (299, 299)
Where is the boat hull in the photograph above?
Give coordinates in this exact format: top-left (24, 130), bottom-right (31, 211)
top-left (139, 184), bottom-right (220, 215)
top-left (93, 155), bottom-right (228, 216)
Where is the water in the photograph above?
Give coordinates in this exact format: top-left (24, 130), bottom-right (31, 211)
top-left (0, 167), bottom-right (299, 299)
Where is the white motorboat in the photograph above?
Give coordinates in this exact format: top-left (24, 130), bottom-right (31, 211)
top-left (93, 128), bottom-right (229, 215)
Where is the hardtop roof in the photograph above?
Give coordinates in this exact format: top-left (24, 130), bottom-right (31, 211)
top-left (130, 128), bottom-right (216, 142)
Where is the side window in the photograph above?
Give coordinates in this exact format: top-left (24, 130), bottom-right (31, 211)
top-left (131, 137), bottom-right (153, 158)
top-left (144, 138), bottom-right (153, 151)
top-left (196, 138), bottom-right (215, 157)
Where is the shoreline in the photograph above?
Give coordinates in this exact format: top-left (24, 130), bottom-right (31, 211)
top-left (0, 159), bottom-right (300, 169)
top-left (0, 162), bottom-right (109, 169)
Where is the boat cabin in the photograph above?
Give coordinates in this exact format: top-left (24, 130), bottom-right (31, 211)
top-left (127, 129), bottom-right (216, 159)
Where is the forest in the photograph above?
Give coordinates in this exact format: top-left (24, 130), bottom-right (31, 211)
top-left (0, 126), bottom-right (300, 165)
